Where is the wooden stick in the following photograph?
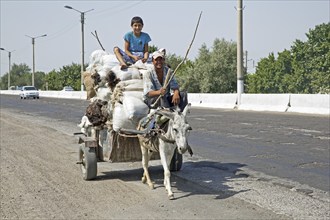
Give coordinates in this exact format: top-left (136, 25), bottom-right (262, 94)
top-left (151, 11), bottom-right (203, 108)
top-left (91, 30), bottom-right (106, 51)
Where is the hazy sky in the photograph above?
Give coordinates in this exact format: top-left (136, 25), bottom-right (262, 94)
top-left (0, 0), bottom-right (329, 77)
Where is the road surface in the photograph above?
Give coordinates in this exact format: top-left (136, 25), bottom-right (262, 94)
top-left (1, 94), bottom-right (329, 219)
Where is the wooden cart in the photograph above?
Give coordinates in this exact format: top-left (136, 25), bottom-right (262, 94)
top-left (75, 125), bottom-right (182, 180)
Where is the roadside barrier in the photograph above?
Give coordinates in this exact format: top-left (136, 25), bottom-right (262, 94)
top-left (238, 94), bottom-right (290, 112)
top-left (1, 90), bottom-right (328, 115)
top-left (188, 93), bottom-right (237, 109)
top-left (288, 94), bottom-right (329, 115)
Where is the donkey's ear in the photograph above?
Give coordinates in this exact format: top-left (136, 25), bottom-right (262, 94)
top-left (182, 103), bottom-right (191, 116)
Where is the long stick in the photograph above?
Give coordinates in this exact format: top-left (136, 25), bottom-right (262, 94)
top-left (151, 11), bottom-right (202, 108)
top-left (91, 30), bottom-right (105, 51)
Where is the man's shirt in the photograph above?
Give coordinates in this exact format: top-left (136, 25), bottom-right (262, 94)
top-left (143, 66), bottom-right (179, 99)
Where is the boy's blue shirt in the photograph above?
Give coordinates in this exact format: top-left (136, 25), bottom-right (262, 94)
top-left (124, 31), bottom-right (151, 52)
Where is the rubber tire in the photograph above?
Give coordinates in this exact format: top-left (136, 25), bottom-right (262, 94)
top-left (170, 148), bottom-right (183, 172)
top-left (79, 144), bottom-right (97, 180)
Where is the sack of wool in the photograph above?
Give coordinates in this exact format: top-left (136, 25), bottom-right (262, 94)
top-left (97, 66), bottom-right (112, 79)
top-left (123, 91), bottom-right (143, 100)
top-left (101, 54), bottom-right (119, 70)
top-left (111, 66), bottom-right (142, 81)
top-left (116, 79), bottom-right (143, 91)
top-left (112, 102), bottom-right (136, 132)
top-left (123, 95), bottom-right (149, 122)
top-left (86, 50), bottom-right (109, 71)
top-left (94, 86), bottom-right (112, 101)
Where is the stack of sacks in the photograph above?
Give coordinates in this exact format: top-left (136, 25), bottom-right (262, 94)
top-left (111, 80), bottom-right (149, 132)
top-left (84, 50), bottom-right (154, 132)
top-left (85, 50), bottom-right (153, 102)
top-left (86, 50), bottom-right (152, 83)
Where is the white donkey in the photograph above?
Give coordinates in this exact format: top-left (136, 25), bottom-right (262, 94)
top-left (137, 104), bottom-right (192, 199)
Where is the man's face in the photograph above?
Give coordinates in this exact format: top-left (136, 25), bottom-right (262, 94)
top-left (153, 57), bottom-right (164, 70)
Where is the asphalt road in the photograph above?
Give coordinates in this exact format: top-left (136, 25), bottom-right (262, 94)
top-left (1, 94), bottom-right (329, 219)
top-left (1, 94), bottom-right (329, 192)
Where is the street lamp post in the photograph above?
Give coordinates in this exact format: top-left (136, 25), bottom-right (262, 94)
top-left (64, 5), bottom-right (94, 91)
top-left (25, 34), bottom-right (47, 87)
top-left (236, 0), bottom-right (244, 105)
top-left (0, 47), bottom-right (15, 90)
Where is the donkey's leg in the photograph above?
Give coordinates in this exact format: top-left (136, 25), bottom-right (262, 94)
top-left (159, 143), bottom-right (176, 199)
top-left (141, 146), bottom-right (154, 189)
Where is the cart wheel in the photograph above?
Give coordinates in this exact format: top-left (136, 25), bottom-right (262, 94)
top-left (170, 148), bottom-right (183, 172)
top-left (79, 144), bottom-right (97, 180)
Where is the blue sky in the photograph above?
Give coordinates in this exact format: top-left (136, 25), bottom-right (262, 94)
top-left (0, 0), bottom-right (329, 77)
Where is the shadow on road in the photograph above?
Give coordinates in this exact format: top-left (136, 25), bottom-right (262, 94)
top-left (96, 160), bottom-right (249, 200)
top-left (172, 160), bottom-right (250, 200)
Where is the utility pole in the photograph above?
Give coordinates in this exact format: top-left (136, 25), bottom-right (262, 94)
top-left (25, 34), bottom-right (47, 87)
top-left (65, 5), bottom-right (94, 91)
top-left (245, 50), bottom-right (248, 74)
top-left (237, 0), bottom-right (244, 105)
top-left (0, 48), bottom-right (14, 90)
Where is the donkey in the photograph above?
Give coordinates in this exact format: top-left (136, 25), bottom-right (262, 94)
top-left (137, 104), bottom-right (192, 199)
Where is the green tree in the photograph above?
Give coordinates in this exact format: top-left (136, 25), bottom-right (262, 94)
top-left (179, 38), bottom-right (237, 93)
top-left (246, 50), bottom-right (293, 93)
top-left (45, 63), bottom-right (81, 90)
top-left (291, 22), bottom-right (330, 93)
top-left (34, 71), bottom-right (46, 90)
top-left (0, 63), bottom-right (31, 89)
top-left (45, 70), bottom-right (61, 90)
top-left (247, 23), bottom-right (329, 94)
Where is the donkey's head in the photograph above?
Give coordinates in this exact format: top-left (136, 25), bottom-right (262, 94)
top-left (157, 104), bottom-right (192, 154)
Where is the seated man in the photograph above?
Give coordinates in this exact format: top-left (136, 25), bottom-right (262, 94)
top-left (143, 50), bottom-right (187, 111)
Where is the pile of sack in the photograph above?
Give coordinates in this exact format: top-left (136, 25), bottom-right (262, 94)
top-left (79, 50), bottom-right (153, 133)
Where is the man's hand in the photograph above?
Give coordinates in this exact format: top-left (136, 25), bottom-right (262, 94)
top-left (159, 88), bottom-right (166, 96)
top-left (172, 90), bottom-right (180, 105)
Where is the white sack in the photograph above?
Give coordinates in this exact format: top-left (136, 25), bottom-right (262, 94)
top-left (86, 50), bottom-right (109, 71)
top-left (94, 86), bottom-right (112, 101)
top-left (111, 66), bottom-right (142, 81)
top-left (112, 102), bottom-right (136, 132)
top-left (123, 95), bottom-right (149, 122)
top-left (116, 79), bottom-right (143, 91)
top-left (123, 91), bottom-right (143, 100)
top-left (101, 54), bottom-right (119, 69)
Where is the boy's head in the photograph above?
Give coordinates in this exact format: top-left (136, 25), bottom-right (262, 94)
top-left (131, 16), bottom-right (144, 26)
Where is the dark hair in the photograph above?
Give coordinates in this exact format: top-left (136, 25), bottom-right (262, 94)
top-left (131, 16), bottom-right (144, 26)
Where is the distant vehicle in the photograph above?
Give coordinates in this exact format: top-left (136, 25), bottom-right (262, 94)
top-left (62, 86), bottom-right (74, 91)
top-left (20, 86), bottom-right (39, 99)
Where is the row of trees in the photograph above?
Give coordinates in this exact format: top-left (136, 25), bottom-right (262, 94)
top-left (0, 63), bottom-right (82, 91)
top-left (246, 23), bottom-right (329, 94)
top-left (1, 23), bottom-right (329, 93)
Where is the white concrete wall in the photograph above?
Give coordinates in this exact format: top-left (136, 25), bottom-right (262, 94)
top-left (1, 90), bottom-right (328, 116)
top-left (288, 94), bottom-right (329, 115)
top-left (238, 94), bottom-right (290, 112)
top-left (188, 93), bottom-right (237, 109)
